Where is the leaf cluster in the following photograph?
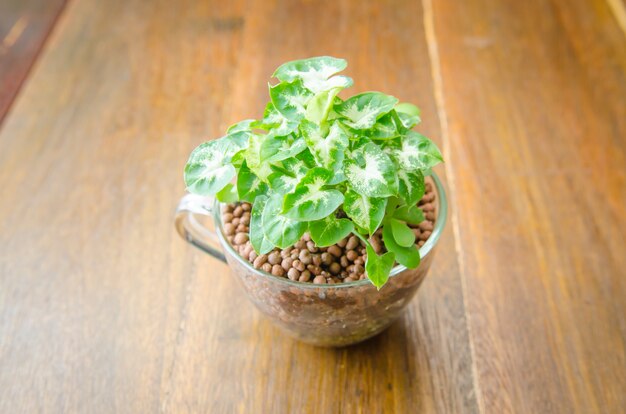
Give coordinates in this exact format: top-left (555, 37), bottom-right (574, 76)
top-left (184, 57), bottom-right (443, 288)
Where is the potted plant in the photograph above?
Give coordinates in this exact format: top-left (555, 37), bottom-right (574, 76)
top-left (175, 56), bottom-right (446, 346)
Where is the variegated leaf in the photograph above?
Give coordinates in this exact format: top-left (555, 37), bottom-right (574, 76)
top-left (397, 168), bottom-right (425, 205)
top-left (343, 189), bottom-right (387, 234)
top-left (344, 142), bottom-right (398, 197)
top-left (269, 79), bottom-right (313, 121)
top-left (243, 133), bottom-right (273, 181)
top-left (308, 215), bottom-right (354, 247)
top-left (262, 193), bottom-right (308, 248)
top-left (365, 111), bottom-right (402, 140)
top-left (282, 167), bottom-right (344, 221)
top-left (184, 132), bottom-right (249, 196)
top-left (216, 183), bottom-right (238, 203)
top-left (250, 195), bottom-right (275, 255)
top-left (252, 102), bottom-right (299, 136)
top-left (388, 131), bottom-right (444, 170)
top-left (267, 158), bottom-right (308, 194)
top-left (335, 92), bottom-right (399, 130)
top-left (261, 135), bottom-right (307, 163)
top-left (300, 120), bottom-right (348, 171)
top-left (394, 103), bottom-right (421, 129)
top-left (306, 87), bottom-right (343, 124)
top-left (272, 56), bottom-right (353, 93)
top-left (237, 161), bottom-right (268, 202)
top-left (227, 119), bottom-right (255, 133)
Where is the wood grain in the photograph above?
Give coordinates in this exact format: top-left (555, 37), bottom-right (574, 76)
top-left (0, 0), bottom-right (624, 412)
top-left (428, 0), bottom-right (626, 412)
top-left (0, 0), bottom-right (476, 413)
top-left (0, 0), bottom-right (66, 125)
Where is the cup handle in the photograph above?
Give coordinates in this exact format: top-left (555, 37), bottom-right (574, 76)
top-left (175, 194), bottom-right (227, 263)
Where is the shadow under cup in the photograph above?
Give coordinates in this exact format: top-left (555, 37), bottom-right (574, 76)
top-left (175, 173), bottom-right (447, 347)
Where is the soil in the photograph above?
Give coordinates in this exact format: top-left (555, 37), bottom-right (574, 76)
top-left (222, 182), bottom-right (437, 285)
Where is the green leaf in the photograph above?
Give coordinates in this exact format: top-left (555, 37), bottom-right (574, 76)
top-left (216, 183), bottom-right (238, 203)
top-left (306, 87), bottom-right (344, 124)
top-left (344, 142), bottom-right (398, 197)
top-left (227, 119), bottom-right (255, 133)
top-left (343, 189), bottom-right (387, 234)
top-left (266, 157), bottom-right (309, 194)
top-left (308, 216), bottom-right (354, 247)
top-left (250, 195), bottom-right (275, 255)
top-left (394, 103), bottom-right (421, 129)
top-left (252, 102), bottom-right (299, 136)
top-left (244, 133), bottom-right (273, 180)
top-left (335, 92), bottom-right (399, 130)
top-left (269, 79), bottom-right (313, 121)
top-left (387, 131), bottom-right (443, 170)
top-left (394, 204), bottom-right (424, 225)
top-left (237, 161), bottom-right (268, 202)
top-left (282, 167), bottom-right (344, 221)
top-left (262, 194), bottom-right (308, 248)
top-left (184, 132), bottom-right (249, 196)
top-left (389, 218), bottom-right (416, 247)
top-left (397, 169), bottom-right (425, 205)
top-left (364, 112), bottom-right (402, 140)
top-left (300, 120), bottom-right (348, 171)
top-left (383, 225), bottom-right (420, 268)
top-left (365, 242), bottom-right (395, 289)
top-left (261, 135), bottom-right (307, 163)
top-left (273, 56), bottom-right (353, 93)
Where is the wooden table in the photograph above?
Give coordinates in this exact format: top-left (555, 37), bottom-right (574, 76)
top-left (1, 0), bottom-right (624, 412)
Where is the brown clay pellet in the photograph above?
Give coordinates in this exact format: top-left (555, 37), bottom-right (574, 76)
top-left (346, 236), bottom-right (359, 250)
top-left (271, 264), bottom-right (285, 277)
top-left (328, 245), bottom-right (342, 258)
top-left (261, 262), bottom-right (272, 273)
top-left (344, 276), bottom-right (356, 282)
top-left (353, 264), bottom-right (364, 274)
top-left (224, 223), bottom-right (236, 236)
top-left (233, 206), bottom-right (243, 217)
top-left (321, 252), bottom-right (333, 265)
top-left (299, 250), bottom-right (312, 265)
top-left (340, 256), bottom-right (349, 268)
top-left (369, 235), bottom-right (383, 254)
top-left (421, 203), bottom-right (434, 212)
top-left (313, 275), bottom-right (326, 284)
top-left (354, 257), bottom-right (364, 266)
top-left (307, 264), bottom-right (321, 275)
top-left (253, 254), bottom-right (267, 268)
top-left (241, 203), bottom-right (251, 211)
top-left (418, 240), bottom-right (425, 247)
top-left (281, 257), bottom-right (293, 271)
top-left (223, 213), bottom-right (234, 223)
top-left (306, 241), bottom-right (318, 253)
top-left (268, 251), bottom-right (281, 265)
top-left (420, 231), bottom-right (431, 241)
top-left (312, 254), bottom-right (322, 266)
top-left (240, 215), bottom-right (250, 225)
top-left (233, 233), bottom-right (248, 245)
top-left (425, 212), bottom-right (435, 221)
top-left (346, 250), bottom-right (358, 262)
top-left (287, 268), bottom-right (300, 280)
top-left (329, 262), bottom-right (341, 275)
top-left (249, 251), bottom-right (257, 262)
top-left (302, 233), bottom-right (311, 242)
top-left (293, 259), bottom-right (305, 272)
top-left (299, 271), bottom-right (311, 282)
top-left (337, 238), bottom-right (348, 248)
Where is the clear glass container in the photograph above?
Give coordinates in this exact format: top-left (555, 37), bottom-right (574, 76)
top-left (175, 173), bottom-right (447, 347)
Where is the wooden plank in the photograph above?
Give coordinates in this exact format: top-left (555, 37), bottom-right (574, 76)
top-left (427, 0), bottom-right (626, 412)
top-left (0, 0), bottom-right (477, 413)
top-left (0, 0), bottom-right (66, 125)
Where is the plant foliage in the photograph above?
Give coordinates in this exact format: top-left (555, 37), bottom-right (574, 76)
top-left (185, 56), bottom-right (443, 288)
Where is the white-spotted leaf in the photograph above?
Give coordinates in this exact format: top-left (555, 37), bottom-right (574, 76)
top-left (300, 120), bottom-right (348, 171)
top-left (344, 142), bottom-right (398, 197)
top-left (252, 102), bottom-right (299, 136)
top-left (243, 133), bottom-right (273, 180)
top-left (227, 119), bottom-right (255, 133)
top-left (269, 79), bottom-right (313, 121)
top-left (184, 132), bottom-right (249, 195)
top-left (394, 103), bottom-right (421, 129)
top-left (308, 216), bottom-right (354, 247)
top-left (306, 87), bottom-right (343, 124)
top-left (397, 168), bottom-right (425, 205)
top-left (262, 194), bottom-right (308, 248)
top-left (343, 189), bottom-right (387, 234)
top-left (273, 56), bottom-right (353, 93)
top-left (282, 167), bottom-right (344, 221)
top-left (388, 131), bottom-right (443, 170)
top-left (335, 92), bottom-right (399, 130)
top-left (237, 161), bottom-right (268, 202)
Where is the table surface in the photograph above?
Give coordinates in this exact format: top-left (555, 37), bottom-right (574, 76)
top-left (1, 0), bottom-right (625, 412)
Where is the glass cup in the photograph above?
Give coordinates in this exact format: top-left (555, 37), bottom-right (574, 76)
top-left (175, 173), bottom-right (447, 347)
